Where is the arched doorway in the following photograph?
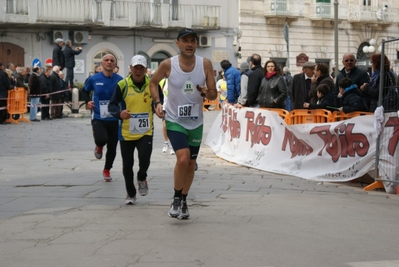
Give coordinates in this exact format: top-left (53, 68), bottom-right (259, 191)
top-left (146, 43), bottom-right (178, 72)
top-left (85, 42), bottom-right (124, 77)
top-left (0, 42), bottom-right (24, 66)
top-left (150, 51), bottom-right (170, 71)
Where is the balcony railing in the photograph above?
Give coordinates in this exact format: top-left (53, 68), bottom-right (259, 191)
top-left (6, 0), bottom-right (28, 15)
top-left (111, 0), bottom-right (129, 20)
top-left (129, 2), bottom-right (162, 26)
top-left (309, 2), bottom-right (348, 21)
top-left (37, 0), bottom-right (100, 23)
top-left (264, 0), bottom-right (304, 18)
top-left (348, 5), bottom-right (399, 24)
top-left (191, 5), bottom-right (220, 27)
top-left (0, 0), bottom-right (220, 29)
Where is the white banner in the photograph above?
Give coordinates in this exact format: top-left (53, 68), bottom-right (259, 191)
top-left (205, 106), bottom-right (399, 193)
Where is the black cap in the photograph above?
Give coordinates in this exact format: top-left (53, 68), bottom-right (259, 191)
top-left (177, 28), bottom-right (198, 40)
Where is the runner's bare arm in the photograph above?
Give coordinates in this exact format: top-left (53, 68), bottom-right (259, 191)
top-left (203, 58), bottom-right (217, 100)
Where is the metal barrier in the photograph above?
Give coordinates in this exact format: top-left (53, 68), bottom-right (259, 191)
top-left (368, 37), bottom-right (399, 192)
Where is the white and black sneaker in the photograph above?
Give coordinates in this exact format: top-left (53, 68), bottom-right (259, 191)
top-left (138, 180), bottom-right (148, 196)
top-left (168, 197), bottom-right (181, 218)
top-left (125, 195), bottom-right (137, 205)
top-left (162, 143), bottom-right (169, 153)
top-left (178, 200), bottom-right (190, 220)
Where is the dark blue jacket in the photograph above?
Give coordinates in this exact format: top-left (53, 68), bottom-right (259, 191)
top-left (308, 92), bottom-right (335, 111)
top-left (335, 66), bottom-right (369, 95)
top-left (334, 85), bottom-right (368, 114)
top-left (63, 46), bottom-right (82, 68)
top-left (223, 65), bottom-right (241, 104)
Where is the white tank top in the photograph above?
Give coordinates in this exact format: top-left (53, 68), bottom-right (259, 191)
top-left (166, 55), bottom-right (206, 129)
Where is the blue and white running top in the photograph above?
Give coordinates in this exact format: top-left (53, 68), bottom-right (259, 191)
top-left (84, 72), bottom-right (123, 121)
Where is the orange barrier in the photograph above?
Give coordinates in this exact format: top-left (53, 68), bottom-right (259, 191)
top-left (331, 111), bottom-right (374, 122)
top-left (203, 95), bottom-right (221, 111)
top-left (261, 108), bottom-right (290, 124)
top-left (289, 109), bottom-right (332, 124)
top-left (6, 87), bottom-right (30, 124)
top-left (363, 180), bottom-right (384, 191)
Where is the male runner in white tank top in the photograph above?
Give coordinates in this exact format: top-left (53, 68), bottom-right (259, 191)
top-left (150, 28), bottom-right (217, 219)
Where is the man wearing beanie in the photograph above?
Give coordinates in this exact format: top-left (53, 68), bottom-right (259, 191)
top-left (235, 61), bottom-right (252, 107)
top-left (220, 59), bottom-right (241, 104)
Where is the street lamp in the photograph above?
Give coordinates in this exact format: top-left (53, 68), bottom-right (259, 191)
top-left (362, 45), bottom-right (375, 54)
top-left (362, 38), bottom-right (376, 54)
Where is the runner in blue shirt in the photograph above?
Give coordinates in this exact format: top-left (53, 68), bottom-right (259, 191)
top-left (82, 54), bottom-right (123, 182)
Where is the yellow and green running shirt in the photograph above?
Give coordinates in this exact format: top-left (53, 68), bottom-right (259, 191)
top-left (113, 75), bottom-right (154, 141)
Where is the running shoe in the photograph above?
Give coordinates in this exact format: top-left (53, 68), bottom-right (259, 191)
top-left (170, 148), bottom-right (175, 155)
top-left (125, 195), bottom-right (137, 205)
top-left (138, 180), bottom-right (148, 196)
top-left (162, 143), bottom-right (169, 153)
top-left (103, 169), bottom-right (112, 182)
top-left (94, 146), bottom-right (103, 159)
top-left (168, 197), bottom-right (181, 218)
top-left (178, 200), bottom-right (190, 220)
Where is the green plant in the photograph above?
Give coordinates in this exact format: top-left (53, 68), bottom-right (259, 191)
top-left (74, 82), bottom-right (84, 90)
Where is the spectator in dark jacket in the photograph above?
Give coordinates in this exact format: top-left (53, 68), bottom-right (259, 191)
top-left (59, 71), bottom-right (69, 117)
top-left (50, 66), bottom-right (63, 119)
top-left (257, 59), bottom-right (287, 109)
top-left (6, 62), bottom-right (16, 88)
top-left (52, 38), bottom-right (65, 71)
top-left (303, 84), bottom-right (335, 111)
top-left (245, 53), bottom-right (264, 107)
top-left (309, 63), bottom-right (334, 104)
top-left (63, 39), bottom-right (82, 88)
top-left (335, 53), bottom-right (369, 95)
top-left (360, 53), bottom-right (397, 112)
top-left (220, 59), bottom-right (241, 104)
top-left (335, 78), bottom-right (368, 114)
top-left (0, 62), bottom-right (11, 124)
top-left (283, 66), bottom-right (293, 111)
top-left (14, 67), bottom-right (28, 90)
top-left (39, 67), bottom-right (52, 120)
top-left (23, 67), bottom-right (31, 84)
top-left (28, 66), bottom-right (42, 121)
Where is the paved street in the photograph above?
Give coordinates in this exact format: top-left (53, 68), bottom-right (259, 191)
top-left (0, 109), bottom-right (398, 267)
